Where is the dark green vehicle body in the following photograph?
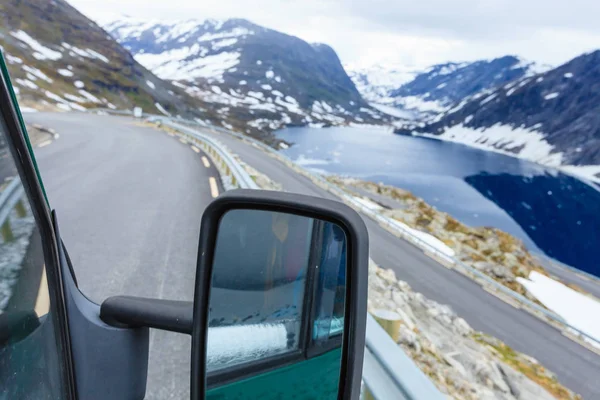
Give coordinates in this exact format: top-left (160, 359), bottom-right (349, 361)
top-left (207, 349), bottom-right (342, 399)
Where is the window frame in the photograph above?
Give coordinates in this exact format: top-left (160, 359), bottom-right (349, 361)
top-left (0, 51), bottom-right (77, 399)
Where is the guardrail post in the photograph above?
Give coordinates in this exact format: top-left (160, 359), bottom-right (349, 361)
top-left (365, 310), bottom-right (403, 400)
top-left (1, 220), bottom-right (14, 242)
top-left (15, 199), bottom-right (27, 218)
top-left (371, 309), bottom-right (402, 343)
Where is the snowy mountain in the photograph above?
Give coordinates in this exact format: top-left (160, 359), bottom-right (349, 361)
top-left (0, 0), bottom-right (212, 118)
top-left (395, 51), bottom-right (600, 182)
top-left (347, 56), bottom-right (549, 120)
top-left (105, 17), bottom-right (387, 136)
top-left (346, 64), bottom-right (420, 118)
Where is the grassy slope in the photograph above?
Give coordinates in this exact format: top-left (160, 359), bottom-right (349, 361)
top-left (0, 0), bottom-right (216, 118)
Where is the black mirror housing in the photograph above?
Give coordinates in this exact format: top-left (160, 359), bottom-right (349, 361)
top-left (191, 190), bottom-right (369, 400)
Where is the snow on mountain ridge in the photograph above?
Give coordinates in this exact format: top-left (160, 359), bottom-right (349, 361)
top-left (347, 56), bottom-right (549, 121)
top-left (106, 17), bottom-right (257, 83)
top-left (394, 50), bottom-right (600, 182)
top-left (105, 17), bottom-right (388, 137)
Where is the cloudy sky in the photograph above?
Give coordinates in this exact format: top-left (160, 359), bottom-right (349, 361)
top-left (68, 0), bottom-right (600, 69)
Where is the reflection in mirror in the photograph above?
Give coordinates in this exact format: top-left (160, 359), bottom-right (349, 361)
top-left (206, 209), bottom-right (347, 399)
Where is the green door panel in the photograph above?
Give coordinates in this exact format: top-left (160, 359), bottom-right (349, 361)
top-left (207, 348), bottom-right (342, 400)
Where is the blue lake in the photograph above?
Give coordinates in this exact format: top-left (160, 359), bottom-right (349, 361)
top-left (274, 126), bottom-right (600, 277)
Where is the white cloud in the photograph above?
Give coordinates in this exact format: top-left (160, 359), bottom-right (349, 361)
top-left (67, 0), bottom-right (600, 68)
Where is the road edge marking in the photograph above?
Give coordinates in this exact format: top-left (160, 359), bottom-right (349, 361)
top-left (37, 139), bottom-right (52, 148)
top-left (209, 177), bottom-right (219, 198)
top-left (202, 156), bottom-right (210, 168)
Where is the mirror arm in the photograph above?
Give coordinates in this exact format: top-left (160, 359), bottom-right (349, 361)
top-left (100, 296), bottom-right (193, 334)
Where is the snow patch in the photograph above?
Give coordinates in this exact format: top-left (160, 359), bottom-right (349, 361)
top-left (479, 94), bottom-right (497, 105)
top-left (155, 103), bottom-right (172, 116)
top-left (23, 66), bottom-right (52, 83)
top-left (559, 165), bottom-right (600, 184)
top-left (544, 92), bottom-right (559, 100)
top-left (78, 90), bottom-right (100, 103)
top-left (137, 49), bottom-right (240, 81)
top-left (6, 54), bottom-right (23, 64)
top-left (61, 43), bottom-right (109, 62)
top-left (146, 80), bottom-right (156, 89)
top-left (387, 218), bottom-right (455, 262)
top-left (11, 30), bottom-right (62, 60)
top-left (416, 123), bottom-right (562, 167)
top-left (197, 27), bottom-right (253, 42)
top-left (369, 103), bottom-right (415, 119)
top-left (517, 271), bottom-right (600, 347)
top-left (15, 79), bottom-right (38, 90)
top-left (58, 69), bottom-right (74, 77)
top-left (211, 38), bottom-right (237, 50)
top-left (74, 81), bottom-right (85, 89)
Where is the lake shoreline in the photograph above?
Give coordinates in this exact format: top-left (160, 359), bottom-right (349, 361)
top-left (406, 131), bottom-right (600, 186)
top-left (275, 125), bottom-right (600, 278)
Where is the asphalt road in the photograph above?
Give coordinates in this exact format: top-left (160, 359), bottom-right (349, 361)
top-left (22, 113), bottom-right (600, 398)
top-left (207, 128), bottom-right (600, 399)
top-left (27, 112), bottom-right (223, 400)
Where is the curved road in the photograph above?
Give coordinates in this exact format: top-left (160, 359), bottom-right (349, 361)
top-left (28, 112), bottom-right (222, 400)
top-left (205, 126), bottom-right (600, 399)
top-left (24, 113), bottom-right (600, 398)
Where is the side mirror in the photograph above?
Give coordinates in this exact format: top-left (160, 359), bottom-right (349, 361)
top-left (191, 190), bottom-right (368, 400)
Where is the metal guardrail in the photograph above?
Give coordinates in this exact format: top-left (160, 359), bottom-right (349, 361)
top-left (97, 110), bottom-right (600, 392)
top-left (154, 119), bottom-right (259, 190)
top-left (534, 251), bottom-right (600, 285)
top-left (150, 116), bottom-right (445, 399)
top-left (176, 120), bottom-right (600, 350)
top-left (0, 178), bottom-right (26, 242)
top-left (132, 113), bottom-right (600, 346)
top-left (363, 314), bottom-right (443, 399)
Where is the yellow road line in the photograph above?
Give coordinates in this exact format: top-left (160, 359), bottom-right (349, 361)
top-left (34, 267), bottom-right (50, 317)
top-left (191, 146), bottom-right (200, 153)
top-left (209, 177), bottom-right (219, 198)
top-left (179, 138), bottom-right (187, 144)
top-left (202, 156), bottom-right (210, 168)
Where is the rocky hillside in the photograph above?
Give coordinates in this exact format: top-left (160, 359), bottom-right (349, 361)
top-left (395, 51), bottom-right (600, 180)
top-left (0, 0), bottom-right (214, 118)
top-left (347, 56), bottom-right (547, 120)
top-left (369, 263), bottom-right (579, 400)
top-left (105, 17), bottom-right (386, 136)
top-left (328, 175), bottom-right (554, 300)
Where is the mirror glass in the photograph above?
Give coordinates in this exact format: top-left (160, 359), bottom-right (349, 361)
top-left (205, 208), bottom-right (347, 398)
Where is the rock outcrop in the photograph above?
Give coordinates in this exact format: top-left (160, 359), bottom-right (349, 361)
top-left (369, 261), bottom-right (579, 400)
